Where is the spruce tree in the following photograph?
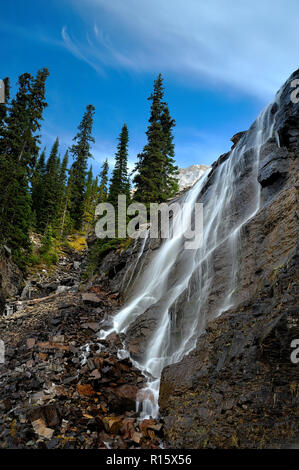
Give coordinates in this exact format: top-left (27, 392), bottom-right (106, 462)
top-left (3, 69), bottom-right (49, 169)
top-left (98, 158), bottom-right (109, 202)
top-left (56, 150), bottom-right (69, 219)
top-left (31, 148), bottom-right (46, 228)
top-left (133, 74), bottom-right (178, 203)
top-left (58, 166), bottom-right (73, 238)
top-left (160, 104), bottom-right (179, 196)
top-left (109, 124), bottom-right (130, 205)
top-left (69, 104), bottom-right (95, 230)
top-left (82, 166), bottom-right (98, 231)
top-left (38, 138), bottom-right (60, 232)
top-left (0, 69), bottom-right (49, 267)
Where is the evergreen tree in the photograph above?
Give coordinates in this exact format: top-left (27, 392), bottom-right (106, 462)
top-left (0, 69), bottom-right (49, 267)
top-left (31, 148), bottom-right (46, 228)
top-left (160, 104), bottom-right (179, 196)
top-left (109, 124), bottom-right (130, 205)
top-left (69, 104), bottom-right (95, 230)
top-left (133, 74), bottom-right (178, 203)
top-left (56, 150), bottom-right (69, 220)
top-left (38, 138), bottom-right (60, 232)
top-left (59, 150), bottom-right (69, 189)
top-left (2, 69), bottom-right (49, 169)
top-left (82, 166), bottom-right (98, 231)
top-left (58, 166), bottom-right (73, 238)
top-left (98, 158), bottom-right (109, 202)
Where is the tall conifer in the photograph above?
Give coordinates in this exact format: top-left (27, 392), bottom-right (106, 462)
top-left (69, 104), bottom-right (95, 230)
top-left (0, 69), bottom-right (48, 267)
top-left (133, 74), bottom-right (178, 203)
top-left (98, 158), bottom-right (109, 202)
top-left (38, 138), bottom-right (60, 232)
top-left (109, 124), bottom-right (130, 205)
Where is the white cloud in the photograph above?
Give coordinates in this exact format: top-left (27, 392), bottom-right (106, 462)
top-left (64, 0), bottom-right (299, 99)
top-left (61, 26), bottom-right (105, 75)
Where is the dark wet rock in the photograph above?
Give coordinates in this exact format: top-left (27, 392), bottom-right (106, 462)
top-left (125, 305), bottom-right (161, 361)
top-left (60, 276), bottom-right (75, 287)
top-left (107, 385), bottom-right (139, 413)
top-left (81, 292), bottom-right (102, 307)
top-left (28, 403), bottom-right (60, 428)
top-left (89, 230), bottom-right (162, 296)
top-left (231, 131), bottom-right (246, 148)
top-left (258, 146), bottom-right (290, 203)
top-left (105, 333), bottom-right (123, 348)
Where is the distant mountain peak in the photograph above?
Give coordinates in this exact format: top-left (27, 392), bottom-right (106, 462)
top-left (177, 164), bottom-right (210, 191)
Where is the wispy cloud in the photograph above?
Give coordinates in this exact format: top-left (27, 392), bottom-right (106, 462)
top-left (61, 26), bottom-right (104, 75)
top-left (64, 0), bottom-right (299, 99)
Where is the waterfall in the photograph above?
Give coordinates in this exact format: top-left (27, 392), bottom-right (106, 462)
top-left (100, 93), bottom-right (280, 419)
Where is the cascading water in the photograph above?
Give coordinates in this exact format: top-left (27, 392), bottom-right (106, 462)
top-left (100, 92), bottom-right (280, 419)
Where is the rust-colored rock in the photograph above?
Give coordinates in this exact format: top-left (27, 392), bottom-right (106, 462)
top-left (120, 418), bottom-right (135, 439)
top-left (103, 416), bottom-right (123, 434)
top-left (76, 384), bottom-right (96, 397)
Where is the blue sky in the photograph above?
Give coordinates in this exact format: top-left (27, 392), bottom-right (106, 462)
top-left (1, 0), bottom-right (299, 175)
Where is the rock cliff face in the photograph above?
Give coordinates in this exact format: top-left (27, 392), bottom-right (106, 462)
top-left (158, 70), bottom-right (299, 448)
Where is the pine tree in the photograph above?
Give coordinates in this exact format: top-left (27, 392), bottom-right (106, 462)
top-left (109, 124), bottom-right (130, 205)
top-left (133, 74), bottom-right (178, 203)
top-left (98, 158), bottom-right (109, 202)
top-left (82, 166), bottom-right (98, 231)
top-left (38, 138), bottom-right (60, 232)
top-left (56, 150), bottom-right (69, 228)
top-left (160, 104), bottom-right (179, 197)
top-left (69, 104), bottom-right (96, 230)
top-left (2, 69), bottom-right (49, 169)
top-left (31, 148), bottom-right (46, 228)
top-left (58, 166), bottom-right (73, 238)
top-left (0, 69), bottom-right (49, 268)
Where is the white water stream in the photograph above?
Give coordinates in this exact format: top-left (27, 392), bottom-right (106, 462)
top-left (100, 94), bottom-right (280, 419)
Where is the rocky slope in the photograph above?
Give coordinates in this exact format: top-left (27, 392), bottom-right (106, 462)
top-left (0, 248), bottom-right (163, 449)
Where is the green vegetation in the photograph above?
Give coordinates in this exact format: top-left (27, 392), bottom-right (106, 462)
top-left (133, 73), bottom-right (178, 204)
top-left (108, 124), bottom-right (130, 205)
top-left (0, 70), bottom-right (178, 274)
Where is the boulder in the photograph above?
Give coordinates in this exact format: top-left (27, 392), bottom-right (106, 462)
top-left (108, 384), bottom-right (139, 413)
